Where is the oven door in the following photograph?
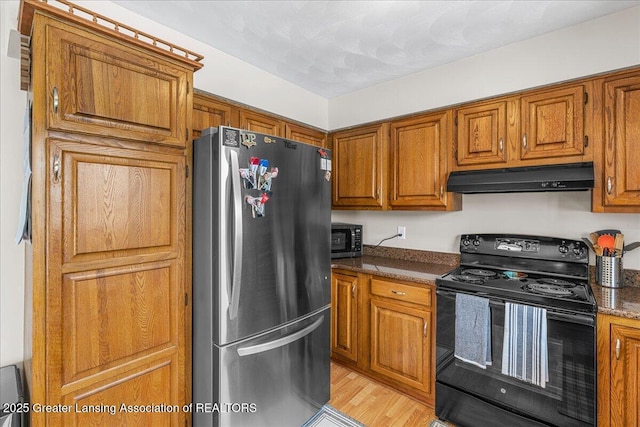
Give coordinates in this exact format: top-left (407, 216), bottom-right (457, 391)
top-left (435, 288), bottom-right (596, 427)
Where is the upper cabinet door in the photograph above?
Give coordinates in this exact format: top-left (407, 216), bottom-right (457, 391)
top-left (456, 99), bottom-right (510, 167)
top-left (520, 85), bottom-right (585, 160)
top-left (45, 20), bottom-right (191, 147)
top-left (284, 122), bottom-right (327, 148)
top-left (239, 110), bottom-right (284, 136)
top-left (331, 123), bottom-right (389, 209)
top-left (390, 111), bottom-right (459, 210)
top-left (192, 93), bottom-right (239, 138)
top-left (603, 73), bottom-right (640, 208)
top-left (50, 140), bottom-right (184, 265)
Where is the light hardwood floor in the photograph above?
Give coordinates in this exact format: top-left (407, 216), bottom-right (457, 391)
top-left (329, 362), bottom-right (443, 427)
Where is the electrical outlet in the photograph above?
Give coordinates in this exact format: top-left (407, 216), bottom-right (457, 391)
top-left (397, 226), bottom-right (406, 240)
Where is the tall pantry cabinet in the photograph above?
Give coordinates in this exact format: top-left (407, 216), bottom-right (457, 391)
top-left (18, 1), bottom-right (202, 425)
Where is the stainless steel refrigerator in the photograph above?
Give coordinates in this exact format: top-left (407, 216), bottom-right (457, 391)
top-left (192, 126), bottom-right (332, 427)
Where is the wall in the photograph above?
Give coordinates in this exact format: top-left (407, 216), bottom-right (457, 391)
top-left (1, 0), bottom-right (27, 367)
top-left (331, 192), bottom-right (640, 269)
top-left (330, 6), bottom-right (640, 270)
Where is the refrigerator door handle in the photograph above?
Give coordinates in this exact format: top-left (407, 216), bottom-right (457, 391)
top-left (237, 316), bottom-right (324, 357)
top-left (229, 149), bottom-right (242, 319)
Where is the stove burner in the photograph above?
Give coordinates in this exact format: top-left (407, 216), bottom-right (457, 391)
top-left (525, 283), bottom-right (575, 298)
top-left (536, 277), bottom-right (576, 288)
top-left (461, 268), bottom-right (498, 279)
top-left (451, 274), bottom-right (486, 284)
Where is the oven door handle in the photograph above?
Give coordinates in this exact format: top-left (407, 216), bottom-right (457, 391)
top-left (436, 289), bottom-right (463, 298)
top-left (546, 311), bottom-right (595, 327)
top-left (437, 289), bottom-right (595, 327)
top-left (437, 289), bottom-right (493, 298)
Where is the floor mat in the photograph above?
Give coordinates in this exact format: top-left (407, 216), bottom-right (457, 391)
top-left (303, 404), bottom-right (366, 427)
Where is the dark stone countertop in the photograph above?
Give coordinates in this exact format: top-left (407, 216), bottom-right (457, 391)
top-left (592, 283), bottom-right (640, 320)
top-left (331, 254), bottom-right (455, 285)
top-left (331, 246), bottom-right (640, 320)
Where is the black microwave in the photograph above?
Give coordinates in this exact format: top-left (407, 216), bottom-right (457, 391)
top-left (331, 223), bottom-right (363, 259)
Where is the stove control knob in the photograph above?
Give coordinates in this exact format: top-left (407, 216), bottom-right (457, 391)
top-left (573, 246), bottom-right (584, 256)
top-left (462, 237), bottom-right (471, 247)
top-left (558, 243), bottom-right (569, 254)
top-left (473, 237), bottom-right (481, 246)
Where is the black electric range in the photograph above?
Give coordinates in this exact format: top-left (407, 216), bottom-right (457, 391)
top-left (435, 234), bottom-right (597, 427)
top-left (437, 234), bottom-right (597, 314)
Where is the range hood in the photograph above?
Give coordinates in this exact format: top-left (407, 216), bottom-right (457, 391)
top-left (447, 162), bottom-right (594, 194)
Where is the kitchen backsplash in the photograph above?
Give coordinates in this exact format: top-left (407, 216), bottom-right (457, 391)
top-left (363, 245), bottom-right (459, 266)
top-left (589, 265), bottom-right (640, 288)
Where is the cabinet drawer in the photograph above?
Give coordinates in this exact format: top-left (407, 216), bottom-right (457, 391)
top-left (370, 278), bottom-right (431, 307)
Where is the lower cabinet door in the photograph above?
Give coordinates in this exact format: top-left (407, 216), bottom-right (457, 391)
top-left (369, 298), bottom-right (432, 398)
top-left (331, 272), bottom-right (359, 363)
top-left (610, 323), bottom-right (640, 427)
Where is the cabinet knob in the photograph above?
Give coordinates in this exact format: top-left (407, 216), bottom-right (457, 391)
top-left (52, 87), bottom-right (59, 113)
top-left (607, 177), bottom-right (613, 195)
top-left (440, 185), bottom-right (444, 198)
top-left (522, 133), bottom-right (527, 150)
top-left (615, 338), bottom-right (621, 360)
top-left (52, 152), bottom-right (61, 183)
top-left (499, 138), bottom-right (503, 153)
top-left (423, 321), bottom-right (428, 337)
top-left (352, 284), bottom-right (356, 297)
top-left (391, 290), bottom-right (406, 296)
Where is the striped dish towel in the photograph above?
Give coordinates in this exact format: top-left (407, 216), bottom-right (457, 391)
top-left (501, 302), bottom-right (548, 388)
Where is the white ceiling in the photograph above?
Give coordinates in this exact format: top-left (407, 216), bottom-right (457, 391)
top-left (113, 0), bottom-right (639, 98)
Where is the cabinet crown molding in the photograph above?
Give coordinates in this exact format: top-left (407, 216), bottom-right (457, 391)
top-left (18, 0), bottom-right (204, 69)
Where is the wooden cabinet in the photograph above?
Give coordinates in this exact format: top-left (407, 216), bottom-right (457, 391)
top-left (21, 4), bottom-right (200, 425)
top-left (456, 98), bottom-right (511, 167)
top-left (239, 109), bottom-right (284, 136)
top-left (331, 115), bottom-right (460, 211)
top-left (44, 18), bottom-right (191, 148)
top-left (192, 92), bottom-right (327, 146)
top-left (331, 123), bottom-right (389, 209)
top-left (454, 83), bottom-right (590, 170)
top-left (192, 92), bottom-right (239, 138)
top-left (389, 111), bottom-right (460, 210)
top-left (519, 85), bottom-right (586, 161)
top-left (597, 314), bottom-right (640, 427)
top-left (593, 70), bottom-right (640, 212)
top-left (330, 271), bottom-right (360, 364)
top-left (285, 122), bottom-right (327, 147)
top-left (47, 139), bottom-right (187, 425)
top-left (330, 269), bottom-right (436, 406)
top-left (369, 277), bottom-right (434, 405)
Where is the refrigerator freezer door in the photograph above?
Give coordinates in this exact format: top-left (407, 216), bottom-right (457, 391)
top-left (193, 307), bottom-right (330, 427)
top-left (194, 127), bottom-right (332, 346)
